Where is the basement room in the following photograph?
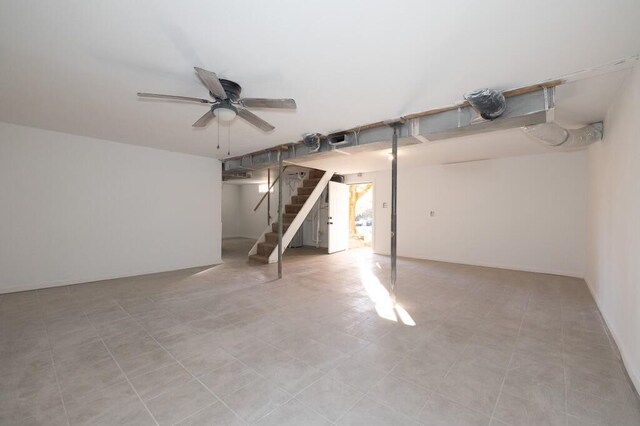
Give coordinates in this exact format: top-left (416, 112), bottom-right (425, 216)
top-left (1, 1), bottom-right (639, 425)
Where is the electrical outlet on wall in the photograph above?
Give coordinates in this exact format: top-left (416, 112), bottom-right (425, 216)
top-left (383, 202), bottom-right (388, 208)
top-left (430, 210), bottom-right (435, 217)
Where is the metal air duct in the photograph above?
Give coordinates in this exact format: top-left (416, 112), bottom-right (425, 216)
top-left (223, 83), bottom-right (559, 173)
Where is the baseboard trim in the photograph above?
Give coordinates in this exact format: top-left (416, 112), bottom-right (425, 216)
top-left (584, 277), bottom-right (640, 396)
top-left (0, 260), bottom-right (222, 294)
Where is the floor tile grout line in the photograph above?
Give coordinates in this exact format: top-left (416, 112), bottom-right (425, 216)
top-left (412, 319), bottom-right (479, 422)
top-left (82, 308), bottom-right (160, 426)
top-left (331, 392), bottom-right (369, 425)
top-left (259, 370), bottom-right (340, 425)
top-left (226, 323), bottom-right (400, 423)
top-left (170, 400), bottom-right (219, 426)
top-left (327, 349), bottom-right (434, 425)
top-left (561, 297), bottom-right (570, 421)
top-left (488, 289), bottom-right (531, 424)
top-left (336, 340), bottom-right (439, 424)
top-left (416, 308), bottom-right (513, 423)
top-left (208, 335), bottom-right (336, 424)
top-left (423, 390), bottom-right (496, 424)
top-left (360, 363), bottom-right (426, 424)
top-left (37, 289), bottom-right (72, 426)
top-left (242, 290), bottom-right (488, 424)
top-left (45, 343), bottom-right (72, 426)
top-left (170, 400), bottom-right (222, 426)
top-left (119, 301), bottom-right (251, 426)
top-left (5, 248), bottom-right (636, 424)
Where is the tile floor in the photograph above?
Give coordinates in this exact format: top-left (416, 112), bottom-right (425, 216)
top-left (1, 238), bottom-right (639, 425)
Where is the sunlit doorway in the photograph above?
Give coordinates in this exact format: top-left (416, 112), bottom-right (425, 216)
top-left (348, 183), bottom-right (373, 249)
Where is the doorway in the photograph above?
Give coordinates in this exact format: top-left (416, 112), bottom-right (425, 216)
top-left (348, 183), bottom-right (373, 249)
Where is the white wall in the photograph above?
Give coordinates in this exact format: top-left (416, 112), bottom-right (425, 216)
top-left (221, 184), bottom-right (241, 238)
top-left (586, 64), bottom-right (640, 392)
top-left (0, 123), bottom-right (221, 293)
top-left (355, 151), bottom-right (588, 277)
top-left (238, 184), bottom-right (273, 239)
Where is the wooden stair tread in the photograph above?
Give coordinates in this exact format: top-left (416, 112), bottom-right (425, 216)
top-left (303, 178), bottom-right (321, 187)
top-left (249, 254), bottom-right (269, 263)
top-left (250, 168), bottom-right (329, 262)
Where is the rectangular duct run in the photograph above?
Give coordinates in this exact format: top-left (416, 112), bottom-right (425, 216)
top-left (223, 129), bottom-right (422, 174)
top-left (223, 86), bottom-right (555, 174)
top-left (418, 87), bottom-right (554, 141)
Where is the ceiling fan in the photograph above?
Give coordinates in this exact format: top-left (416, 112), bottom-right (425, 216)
top-left (137, 67), bottom-right (296, 132)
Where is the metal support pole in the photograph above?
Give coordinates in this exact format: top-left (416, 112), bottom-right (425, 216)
top-left (277, 151), bottom-right (283, 279)
top-left (267, 168), bottom-right (271, 225)
top-left (390, 126), bottom-right (398, 303)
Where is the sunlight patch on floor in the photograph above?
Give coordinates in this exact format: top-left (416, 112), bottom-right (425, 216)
top-left (358, 257), bottom-right (415, 326)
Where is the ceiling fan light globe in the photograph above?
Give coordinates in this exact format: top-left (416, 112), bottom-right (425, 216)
top-left (215, 107), bottom-right (237, 122)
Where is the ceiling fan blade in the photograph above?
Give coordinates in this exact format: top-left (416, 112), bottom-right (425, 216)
top-left (137, 92), bottom-right (212, 104)
top-left (194, 67), bottom-right (227, 99)
top-left (192, 110), bottom-right (215, 127)
top-left (237, 109), bottom-right (275, 132)
top-left (241, 98), bottom-right (297, 109)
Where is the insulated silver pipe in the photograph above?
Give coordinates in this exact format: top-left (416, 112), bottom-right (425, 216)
top-left (522, 122), bottom-right (603, 149)
top-left (277, 151), bottom-right (283, 279)
top-left (390, 126), bottom-right (398, 303)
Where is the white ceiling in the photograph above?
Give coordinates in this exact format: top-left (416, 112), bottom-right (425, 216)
top-left (1, 0), bottom-right (639, 160)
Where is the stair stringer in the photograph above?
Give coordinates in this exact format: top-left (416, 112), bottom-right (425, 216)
top-left (246, 170), bottom-right (332, 263)
top-left (267, 170), bottom-right (333, 263)
top-left (248, 235), bottom-right (264, 256)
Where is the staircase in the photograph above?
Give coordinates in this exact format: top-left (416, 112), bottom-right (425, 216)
top-left (249, 168), bottom-right (333, 263)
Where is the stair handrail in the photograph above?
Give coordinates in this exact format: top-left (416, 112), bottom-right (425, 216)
top-left (253, 166), bottom-right (289, 212)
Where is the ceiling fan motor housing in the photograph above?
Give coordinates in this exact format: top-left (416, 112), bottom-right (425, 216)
top-left (217, 79), bottom-right (242, 101)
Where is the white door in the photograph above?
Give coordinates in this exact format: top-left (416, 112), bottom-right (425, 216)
top-left (328, 181), bottom-right (349, 254)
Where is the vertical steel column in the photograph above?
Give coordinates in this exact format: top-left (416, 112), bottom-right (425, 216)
top-left (267, 168), bottom-right (271, 225)
top-left (277, 151), bottom-right (283, 279)
top-left (390, 126), bottom-right (398, 303)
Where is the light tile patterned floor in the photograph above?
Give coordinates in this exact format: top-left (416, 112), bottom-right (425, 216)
top-left (1, 238), bottom-right (639, 425)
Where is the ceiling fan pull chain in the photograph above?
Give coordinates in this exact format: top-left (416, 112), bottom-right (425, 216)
top-left (217, 121), bottom-right (220, 150)
top-left (227, 122), bottom-right (231, 156)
